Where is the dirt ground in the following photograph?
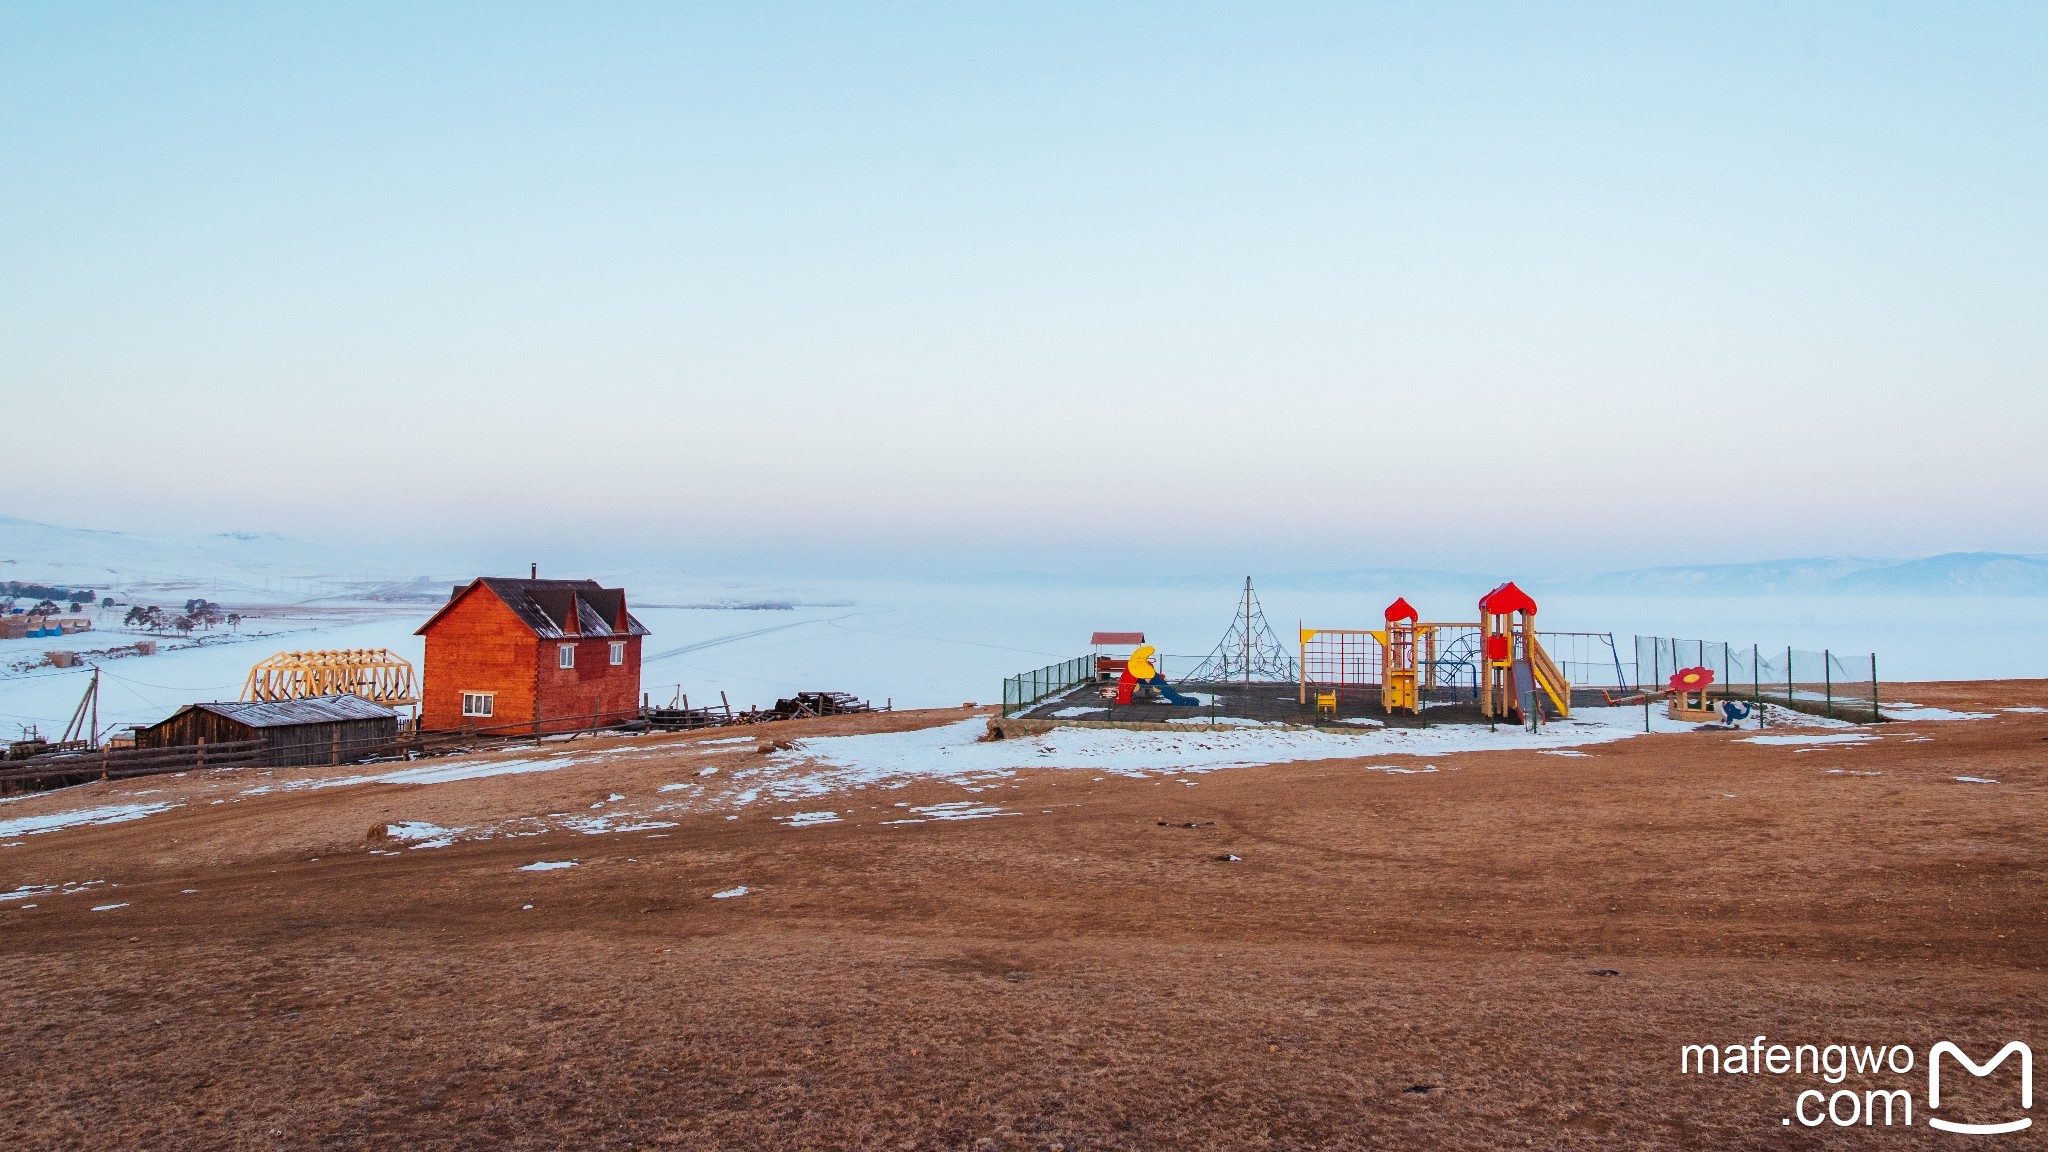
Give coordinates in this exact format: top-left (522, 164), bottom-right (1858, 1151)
top-left (1, 683), bottom-right (2042, 1150)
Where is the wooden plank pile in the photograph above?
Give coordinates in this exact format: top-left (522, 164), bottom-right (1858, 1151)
top-left (765, 691), bottom-right (874, 720)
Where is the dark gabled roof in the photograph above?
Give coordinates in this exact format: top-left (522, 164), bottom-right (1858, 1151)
top-left (162, 694), bottom-right (398, 730)
top-left (415, 577), bottom-right (652, 640)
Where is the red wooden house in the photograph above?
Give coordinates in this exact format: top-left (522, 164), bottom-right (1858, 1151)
top-left (415, 577), bottom-right (651, 733)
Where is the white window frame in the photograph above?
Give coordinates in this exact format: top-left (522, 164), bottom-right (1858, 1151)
top-left (558, 643), bottom-right (575, 669)
top-left (461, 692), bottom-right (495, 718)
top-left (609, 640), bottom-right (625, 666)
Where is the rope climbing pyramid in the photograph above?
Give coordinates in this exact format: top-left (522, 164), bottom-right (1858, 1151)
top-left (1186, 577), bottom-right (1300, 685)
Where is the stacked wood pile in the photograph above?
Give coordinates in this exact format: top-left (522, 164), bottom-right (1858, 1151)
top-left (765, 691), bottom-right (875, 720)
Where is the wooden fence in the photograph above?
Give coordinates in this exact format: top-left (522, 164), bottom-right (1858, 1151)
top-left (0, 698), bottom-right (862, 795)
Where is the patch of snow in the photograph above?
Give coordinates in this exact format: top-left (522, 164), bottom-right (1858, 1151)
top-left (1758, 705), bottom-right (1858, 729)
top-left (768, 709), bottom-right (1689, 795)
top-left (1740, 733), bottom-right (1879, 747)
top-left (1955, 776), bottom-right (1999, 784)
top-left (1826, 769), bottom-right (1882, 776)
top-left (778, 810), bottom-right (842, 827)
top-left (1539, 749), bottom-right (1591, 757)
top-left (0, 801), bottom-right (177, 839)
top-left (882, 801), bottom-right (1015, 824)
top-left (1049, 706), bottom-right (1095, 718)
top-left (239, 754), bottom-right (593, 796)
top-left (1365, 764), bottom-right (1437, 775)
top-left (1881, 703), bottom-right (1996, 721)
top-left (556, 814), bottom-right (679, 835)
top-left (91, 903), bottom-right (128, 912)
top-left (370, 755), bottom-right (591, 786)
top-left (384, 820), bottom-right (460, 848)
top-left (711, 885), bottom-right (749, 899)
top-left (2000, 706), bottom-right (2048, 714)
top-left (518, 860), bottom-right (577, 872)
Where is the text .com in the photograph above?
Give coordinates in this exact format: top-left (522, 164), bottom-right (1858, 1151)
top-left (1680, 1037), bottom-right (2031, 1133)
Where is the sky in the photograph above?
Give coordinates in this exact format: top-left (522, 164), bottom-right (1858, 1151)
top-left (3, 3), bottom-right (2044, 578)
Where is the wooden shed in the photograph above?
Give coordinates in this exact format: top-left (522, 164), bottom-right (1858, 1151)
top-left (135, 694), bottom-right (400, 767)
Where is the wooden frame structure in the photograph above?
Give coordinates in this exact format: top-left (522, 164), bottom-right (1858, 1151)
top-left (243, 648), bottom-right (419, 711)
top-left (1477, 582), bottom-right (1572, 722)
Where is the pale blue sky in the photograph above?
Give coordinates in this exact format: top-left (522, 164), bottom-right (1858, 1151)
top-left (4, 3), bottom-right (2043, 576)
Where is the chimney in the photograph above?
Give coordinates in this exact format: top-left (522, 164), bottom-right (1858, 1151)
top-left (531, 563), bottom-right (538, 579)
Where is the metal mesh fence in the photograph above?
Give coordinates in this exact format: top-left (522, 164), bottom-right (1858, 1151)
top-left (1634, 636), bottom-right (1883, 721)
top-left (1002, 655), bottom-right (1092, 716)
top-left (1543, 632), bottom-right (1630, 692)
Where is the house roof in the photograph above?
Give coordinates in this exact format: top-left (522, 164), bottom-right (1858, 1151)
top-left (414, 577), bottom-right (652, 640)
top-left (1091, 631), bottom-right (1146, 646)
top-left (157, 694), bottom-right (398, 730)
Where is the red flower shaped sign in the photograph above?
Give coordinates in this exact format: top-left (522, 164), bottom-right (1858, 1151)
top-left (1668, 666), bottom-right (1715, 694)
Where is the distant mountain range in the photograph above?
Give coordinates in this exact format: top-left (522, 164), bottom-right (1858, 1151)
top-left (1261, 553), bottom-right (2048, 597)
top-left (0, 514), bottom-right (443, 602)
top-left (1575, 552), bottom-right (2048, 597)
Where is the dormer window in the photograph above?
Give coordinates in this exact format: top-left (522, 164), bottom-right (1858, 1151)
top-left (558, 644), bottom-right (575, 669)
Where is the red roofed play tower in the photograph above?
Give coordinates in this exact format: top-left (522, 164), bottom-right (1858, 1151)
top-left (1477, 581), bottom-right (1571, 722)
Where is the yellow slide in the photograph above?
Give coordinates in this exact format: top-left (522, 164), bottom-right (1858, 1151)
top-left (1524, 635), bottom-right (1572, 718)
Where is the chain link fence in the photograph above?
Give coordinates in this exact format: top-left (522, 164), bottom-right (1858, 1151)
top-left (1001, 655), bottom-right (1092, 716)
top-left (1634, 636), bottom-right (1883, 722)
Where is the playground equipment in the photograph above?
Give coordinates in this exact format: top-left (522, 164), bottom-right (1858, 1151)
top-left (1381, 598), bottom-right (1427, 714)
top-left (1298, 597), bottom-right (1448, 712)
top-left (1477, 582), bottom-right (1571, 723)
top-left (1667, 666), bottom-right (1720, 722)
top-left (1297, 582), bottom-right (1603, 719)
top-left (1186, 578), bottom-right (1299, 684)
top-left (1090, 631), bottom-right (1146, 684)
top-left (1114, 644), bottom-right (1200, 706)
top-left (1665, 666), bottom-right (1755, 725)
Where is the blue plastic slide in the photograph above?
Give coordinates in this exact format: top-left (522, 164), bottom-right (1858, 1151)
top-left (1147, 675), bottom-right (1200, 707)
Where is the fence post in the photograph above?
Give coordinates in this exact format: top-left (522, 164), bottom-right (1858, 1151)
top-left (1871, 654), bottom-right (1882, 722)
top-left (1824, 650), bottom-right (1833, 718)
top-left (1786, 645), bottom-right (1794, 707)
top-left (1753, 644), bottom-right (1762, 729)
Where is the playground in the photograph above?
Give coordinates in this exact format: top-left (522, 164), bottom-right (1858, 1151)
top-left (1002, 579), bottom-right (1699, 732)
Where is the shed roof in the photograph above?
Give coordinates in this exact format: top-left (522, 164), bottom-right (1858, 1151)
top-left (415, 577), bottom-right (652, 640)
top-left (1091, 631), bottom-right (1146, 646)
top-left (160, 694), bottom-right (398, 730)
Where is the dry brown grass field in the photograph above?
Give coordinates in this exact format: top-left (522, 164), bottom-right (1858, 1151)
top-left (1, 683), bottom-right (2042, 1150)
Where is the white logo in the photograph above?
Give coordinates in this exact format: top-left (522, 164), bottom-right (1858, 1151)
top-left (1929, 1041), bottom-right (2032, 1135)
